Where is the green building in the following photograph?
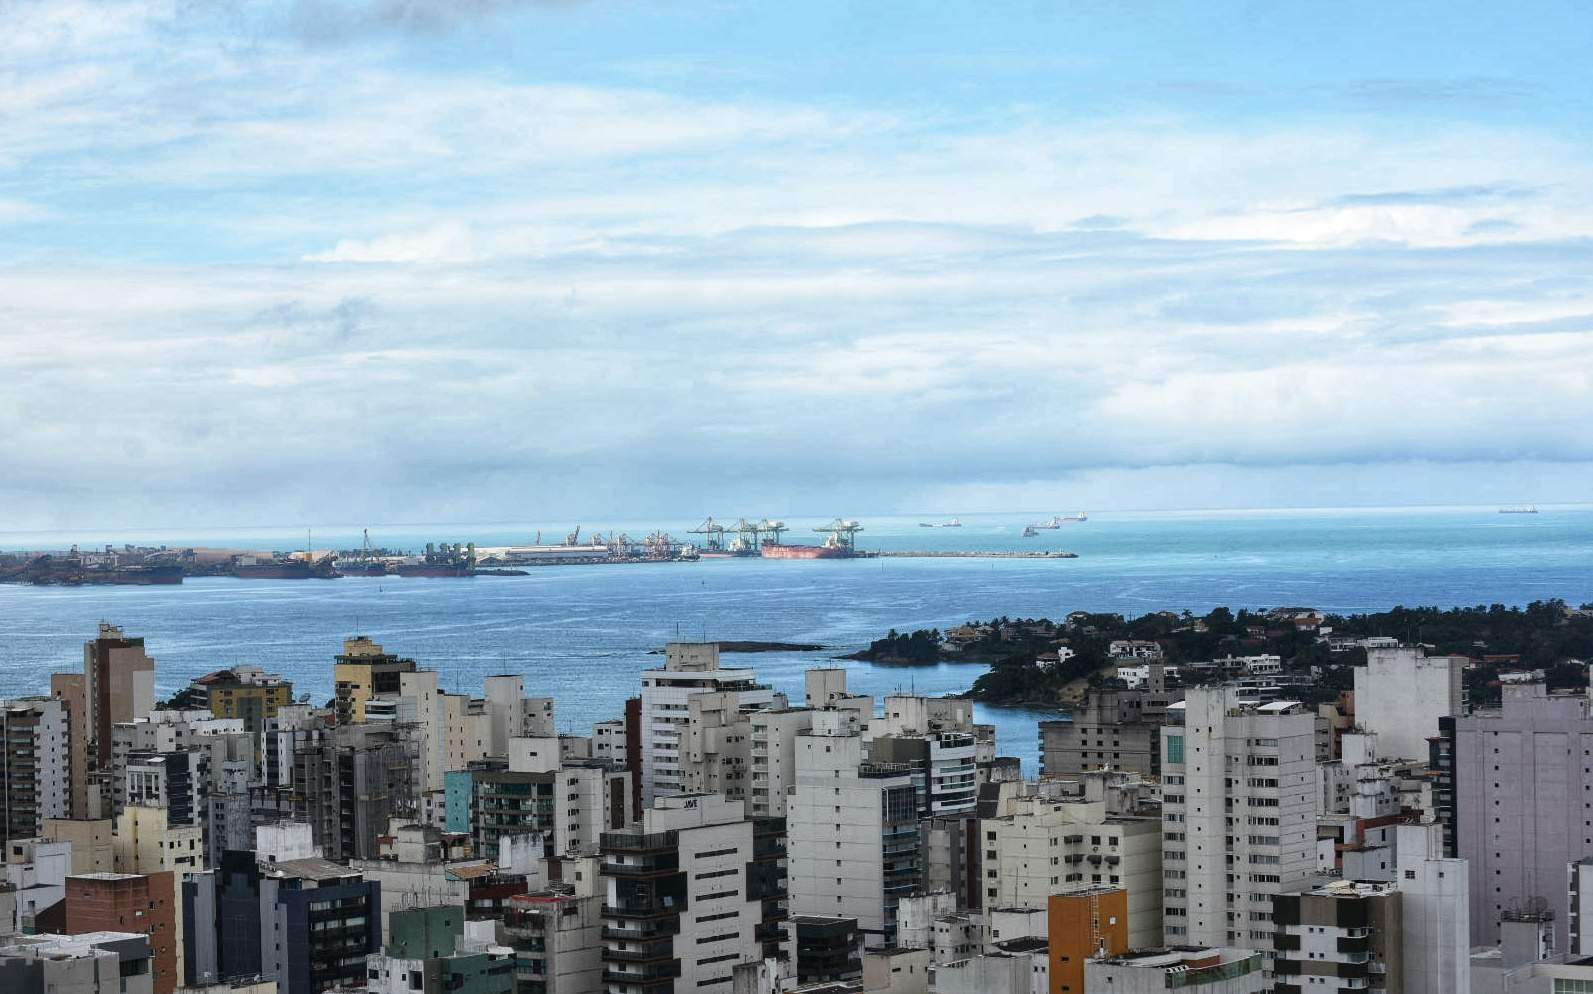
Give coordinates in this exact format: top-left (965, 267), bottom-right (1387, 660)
top-left (366, 905), bottom-right (514, 994)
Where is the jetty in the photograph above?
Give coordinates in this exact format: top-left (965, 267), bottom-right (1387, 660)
top-left (876, 550), bottom-right (1077, 559)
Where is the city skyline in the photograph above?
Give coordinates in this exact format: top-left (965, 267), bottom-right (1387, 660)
top-left (4, 1), bottom-right (1592, 529)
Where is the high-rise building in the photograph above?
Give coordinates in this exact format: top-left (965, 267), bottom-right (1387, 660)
top-left (186, 851), bottom-right (381, 994)
top-left (186, 666), bottom-right (294, 736)
top-left (290, 721), bottom-right (420, 860)
top-left (1353, 646), bottom-right (1465, 762)
top-left (599, 792), bottom-right (762, 993)
top-left (1160, 688), bottom-right (1317, 971)
top-left (1272, 880), bottom-right (1401, 994)
top-left (638, 643), bottom-right (777, 805)
top-left (1435, 678), bottom-right (1593, 947)
top-left (498, 889), bottom-right (604, 994)
top-left (1038, 682), bottom-right (1180, 780)
top-left (444, 737), bottom-right (630, 858)
top-left (49, 625), bottom-right (155, 823)
top-left (49, 673), bottom-right (92, 819)
top-left (788, 712), bottom-right (921, 947)
top-left (80, 625), bottom-right (156, 776)
top-left (1047, 887), bottom-right (1128, 994)
top-left (981, 792), bottom-right (1162, 949)
top-left (1393, 821), bottom-right (1470, 994)
top-left (332, 636), bottom-right (418, 725)
top-left (64, 872), bottom-right (178, 994)
top-left (1, 697), bottom-right (71, 845)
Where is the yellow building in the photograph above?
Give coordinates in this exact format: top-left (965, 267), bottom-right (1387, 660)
top-left (43, 818), bottom-right (115, 874)
top-left (191, 665), bottom-right (294, 733)
top-left (1048, 887), bottom-right (1128, 994)
top-left (333, 636), bottom-right (417, 724)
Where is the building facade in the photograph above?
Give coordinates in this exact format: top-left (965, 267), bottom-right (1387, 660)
top-left (1160, 689), bottom-right (1318, 972)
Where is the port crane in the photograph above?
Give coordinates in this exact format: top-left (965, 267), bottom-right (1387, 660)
top-left (688, 517), bottom-right (727, 553)
top-left (566, 526), bottom-right (581, 545)
top-left (728, 518), bottom-right (761, 552)
top-left (813, 517), bottom-right (864, 552)
top-left (757, 519), bottom-right (787, 545)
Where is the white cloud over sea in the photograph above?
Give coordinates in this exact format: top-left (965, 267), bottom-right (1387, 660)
top-left (2, 0), bottom-right (1592, 529)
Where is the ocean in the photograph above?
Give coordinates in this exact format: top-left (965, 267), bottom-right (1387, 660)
top-left (3, 505), bottom-right (1591, 773)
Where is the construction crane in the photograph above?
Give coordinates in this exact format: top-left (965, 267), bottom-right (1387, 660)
top-left (757, 519), bottom-right (787, 545)
top-left (728, 518), bottom-right (761, 553)
top-left (688, 517), bottom-right (727, 553)
top-left (813, 517), bottom-right (864, 551)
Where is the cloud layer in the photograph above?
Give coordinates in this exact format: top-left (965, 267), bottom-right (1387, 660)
top-left (2, 0), bottom-right (1592, 528)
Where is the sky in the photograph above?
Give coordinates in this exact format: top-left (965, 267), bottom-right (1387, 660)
top-left (3, 0), bottom-right (1593, 530)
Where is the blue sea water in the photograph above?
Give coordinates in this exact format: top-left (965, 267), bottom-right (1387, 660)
top-left (2, 505), bottom-right (1591, 774)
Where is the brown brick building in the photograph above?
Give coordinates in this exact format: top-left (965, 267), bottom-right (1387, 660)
top-left (65, 871), bottom-right (177, 994)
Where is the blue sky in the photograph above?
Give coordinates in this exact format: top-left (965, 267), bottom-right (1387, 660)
top-left (3, 0), bottom-right (1592, 529)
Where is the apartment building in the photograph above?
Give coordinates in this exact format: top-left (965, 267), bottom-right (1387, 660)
top-left (1436, 678), bottom-right (1593, 947)
top-left (599, 792), bottom-right (762, 993)
top-left (788, 713), bottom-right (921, 948)
top-left (498, 889), bottom-right (604, 994)
top-left (290, 721), bottom-right (421, 860)
top-left (638, 643), bottom-right (777, 805)
top-left (65, 872), bottom-right (178, 994)
top-left (1354, 645), bottom-right (1466, 762)
top-left (980, 792), bottom-right (1162, 949)
top-left (1160, 688), bottom-right (1317, 971)
top-left (332, 636), bottom-right (418, 725)
top-left (0, 698), bottom-right (70, 845)
top-left (1038, 682), bottom-right (1179, 780)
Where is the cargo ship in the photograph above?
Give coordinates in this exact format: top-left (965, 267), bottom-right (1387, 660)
top-left (760, 541), bottom-right (854, 559)
top-left (761, 520), bottom-right (862, 560)
top-left (229, 554), bottom-right (341, 579)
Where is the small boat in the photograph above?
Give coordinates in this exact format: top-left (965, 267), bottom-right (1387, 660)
top-left (1022, 525), bottom-right (1039, 537)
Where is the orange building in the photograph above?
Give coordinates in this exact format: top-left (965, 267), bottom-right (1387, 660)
top-left (1048, 886), bottom-right (1128, 994)
top-left (65, 871), bottom-right (177, 994)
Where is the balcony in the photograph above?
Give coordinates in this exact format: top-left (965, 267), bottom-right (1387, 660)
top-left (602, 830), bottom-right (678, 853)
top-left (602, 858), bottom-right (680, 878)
top-left (604, 942), bottom-right (674, 964)
top-left (602, 920), bottom-right (680, 942)
top-left (602, 902), bottom-right (682, 921)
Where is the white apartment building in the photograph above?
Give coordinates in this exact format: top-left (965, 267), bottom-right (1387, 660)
top-left (789, 712), bottom-right (922, 947)
top-left (639, 643), bottom-right (777, 804)
top-left (749, 707), bottom-right (814, 819)
top-left (593, 719), bottom-right (629, 767)
top-left (1354, 646), bottom-right (1465, 762)
top-left (600, 792), bottom-right (762, 993)
top-left (1161, 688), bottom-right (1317, 970)
top-left (485, 675), bottom-right (556, 757)
top-left (980, 793), bottom-right (1163, 949)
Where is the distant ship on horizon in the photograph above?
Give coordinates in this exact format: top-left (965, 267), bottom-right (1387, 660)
top-left (1499, 506), bottom-right (1539, 514)
top-left (941, 518), bottom-right (962, 527)
top-left (1032, 512), bottom-right (1088, 528)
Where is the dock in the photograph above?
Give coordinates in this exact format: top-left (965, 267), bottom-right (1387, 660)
top-left (875, 550), bottom-right (1077, 559)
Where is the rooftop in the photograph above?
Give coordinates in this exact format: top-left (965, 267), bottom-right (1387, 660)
top-left (265, 857), bottom-right (362, 882)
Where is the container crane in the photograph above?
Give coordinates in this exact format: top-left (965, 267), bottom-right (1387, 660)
top-left (813, 517), bottom-right (864, 551)
top-left (688, 517), bottom-right (727, 553)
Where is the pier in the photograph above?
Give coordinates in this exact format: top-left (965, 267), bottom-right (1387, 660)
top-left (875, 549), bottom-right (1077, 559)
